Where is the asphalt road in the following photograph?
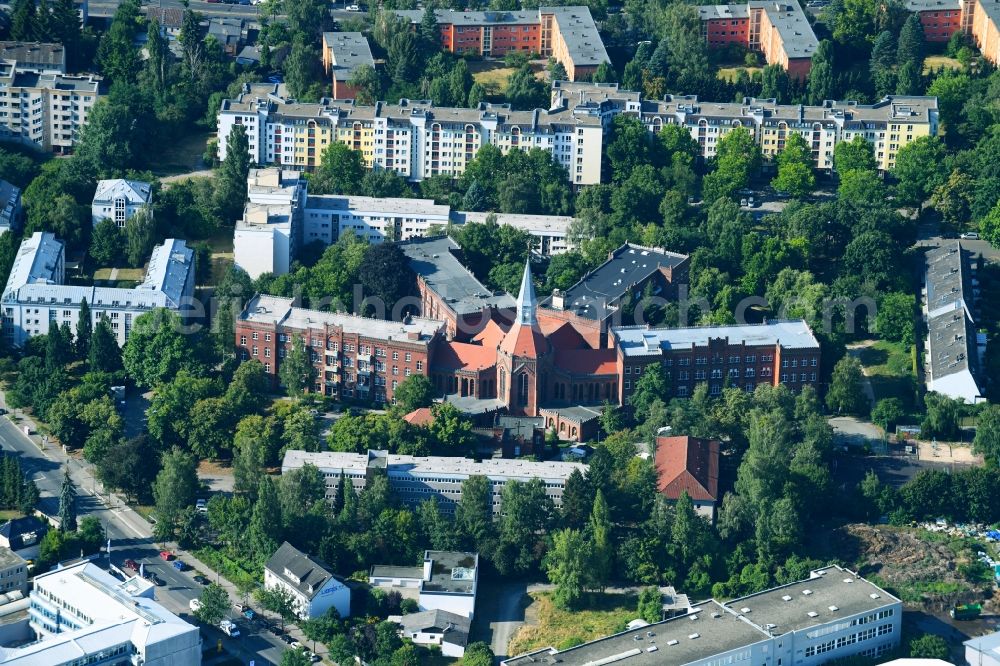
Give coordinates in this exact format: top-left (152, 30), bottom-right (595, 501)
top-left (0, 412), bottom-right (290, 665)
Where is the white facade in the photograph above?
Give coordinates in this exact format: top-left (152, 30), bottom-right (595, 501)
top-left (399, 609), bottom-right (470, 658)
top-left (10, 560), bottom-right (201, 666)
top-left (369, 551), bottom-right (478, 620)
top-left (1, 233), bottom-right (196, 347)
top-left (0, 60), bottom-right (101, 153)
top-left (967, 631), bottom-right (1000, 666)
top-left (91, 179), bottom-right (153, 228)
top-left (283, 449), bottom-right (585, 516)
top-left (233, 169), bottom-right (306, 279)
top-left (216, 83), bottom-right (605, 185)
top-left (263, 542), bottom-right (351, 620)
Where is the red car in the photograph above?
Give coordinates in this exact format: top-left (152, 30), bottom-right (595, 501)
top-left (124, 559), bottom-right (139, 571)
top-left (159, 550), bottom-right (173, 562)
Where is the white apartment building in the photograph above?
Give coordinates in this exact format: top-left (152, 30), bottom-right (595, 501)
top-left (217, 83), bottom-right (605, 185)
top-left (264, 542), bottom-right (351, 620)
top-left (303, 194), bottom-right (451, 246)
top-left (0, 548), bottom-right (27, 596)
top-left (282, 449), bottom-right (585, 515)
top-left (91, 179), bottom-right (153, 228)
top-left (233, 168), bottom-right (306, 279)
top-left (0, 59), bottom-right (101, 153)
top-left (8, 560), bottom-right (201, 666)
top-left (551, 82), bottom-right (940, 172)
top-left (1, 232), bottom-right (196, 347)
top-left (369, 550), bottom-right (479, 620)
top-left (504, 565), bottom-right (902, 666)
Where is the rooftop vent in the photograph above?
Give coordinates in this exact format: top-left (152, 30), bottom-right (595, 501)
top-left (802, 590), bottom-right (813, 595)
top-left (689, 633), bottom-right (700, 640)
top-left (870, 593), bottom-right (881, 599)
top-left (740, 607), bottom-right (751, 613)
top-left (828, 606), bottom-right (839, 612)
top-left (667, 640), bottom-right (679, 646)
top-left (843, 578), bottom-right (853, 584)
top-left (807, 611), bottom-right (818, 618)
top-left (781, 595), bottom-right (792, 601)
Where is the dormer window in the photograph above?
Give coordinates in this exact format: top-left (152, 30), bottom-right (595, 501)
top-left (283, 567), bottom-right (300, 584)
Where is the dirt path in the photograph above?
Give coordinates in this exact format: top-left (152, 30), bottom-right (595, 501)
top-left (847, 341), bottom-right (878, 411)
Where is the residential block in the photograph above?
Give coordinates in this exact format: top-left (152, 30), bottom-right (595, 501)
top-left (321, 32), bottom-right (375, 100)
top-left (2, 232), bottom-right (195, 347)
top-left (392, 7), bottom-right (610, 81)
top-left (264, 541), bottom-right (351, 620)
top-left (91, 179), bottom-right (153, 228)
top-left (698, 2), bottom-right (818, 78)
top-left (216, 83), bottom-right (604, 184)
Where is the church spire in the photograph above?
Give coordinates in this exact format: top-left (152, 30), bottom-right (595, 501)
top-left (515, 260), bottom-right (537, 327)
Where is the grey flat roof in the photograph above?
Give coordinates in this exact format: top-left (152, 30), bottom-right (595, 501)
top-left (540, 243), bottom-right (687, 321)
top-left (323, 32), bottom-right (375, 84)
top-left (751, 1), bottom-right (818, 58)
top-left (614, 320), bottom-right (820, 357)
top-left (925, 242), bottom-right (978, 384)
top-left (371, 565), bottom-right (423, 579)
top-left (904, 0), bottom-right (961, 10)
top-left (503, 600), bottom-right (770, 666)
top-left (926, 241), bottom-right (972, 318)
top-left (543, 405), bottom-right (602, 423)
top-left (393, 8), bottom-right (538, 26)
top-left (0, 547), bottom-right (25, 569)
top-left (927, 308), bottom-right (978, 382)
top-left (422, 551), bottom-right (478, 595)
top-left (542, 6), bottom-right (611, 67)
top-left (0, 42), bottom-right (64, 70)
top-left (724, 565), bottom-right (899, 634)
top-left (400, 236), bottom-right (515, 316)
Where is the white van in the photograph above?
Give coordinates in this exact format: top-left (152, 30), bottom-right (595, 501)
top-left (220, 620), bottom-right (241, 637)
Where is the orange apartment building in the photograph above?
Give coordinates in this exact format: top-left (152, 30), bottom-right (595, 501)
top-left (900, 0), bottom-right (1000, 61)
top-left (393, 7), bottom-right (610, 81)
top-left (321, 32), bottom-right (375, 100)
top-left (698, 2), bottom-right (818, 78)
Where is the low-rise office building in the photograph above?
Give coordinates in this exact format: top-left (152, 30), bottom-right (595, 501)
top-left (0, 60), bottom-right (101, 153)
top-left (216, 84), bottom-right (604, 184)
top-left (0, 180), bottom-right (22, 235)
top-left (698, 2), bottom-right (818, 78)
top-left (504, 565), bottom-right (901, 666)
top-left (0, 42), bottom-right (65, 73)
top-left (923, 241), bottom-right (984, 403)
top-left (0, 548), bottom-right (27, 596)
top-left (393, 7), bottom-right (610, 81)
top-left (282, 449), bottom-right (585, 515)
top-left (614, 320), bottom-right (822, 403)
top-left (91, 178), bottom-right (152, 228)
top-left (233, 168), bottom-right (306, 279)
top-left (264, 542), bottom-right (351, 620)
top-left (1, 233), bottom-right (195, 347)
top-left (11, 560), bottom-right (201, 665)
top-left (370, 551), bottom-right (479, 620)
top-left (322, 32), bottom-right (375, 100)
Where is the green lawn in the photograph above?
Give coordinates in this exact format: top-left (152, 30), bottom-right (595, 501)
top-left (924, 55), bottom-right (962, 74)
top-left (858, 340), bottom-right (919, 410)
top-left (150, 131), bottom-right (212, 177)
top-left (507, 592), bottom-right (638, 657)
top-left (718, 66), bottom-right (762, 82)
top-left (469, 60), bottom-right (545, 95)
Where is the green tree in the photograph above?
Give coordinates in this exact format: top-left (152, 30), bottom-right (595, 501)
top-left (195, 583), bottom-right (230, 625)
top-left (153, 447), bottom-right (199, 538)
top-left (280, 649), bottom-right (311, 666)
top-left (89, 317), bottom-right (123, 373)
top-left (921, 392), bottom-right (961, 439)
top-left (826, 356), bottom-right (867, 415)
top-left (870, 30), bottom-right (898, 97)
top-left (455, 475), bottom-right (491, 551)
top-left (974, 404), bottom-right (1000, 467)
top-left (58, 468), bottom-right (77, 532)
top-left (90, 218), bottom-right (124, 267)
top-left (76, 299), bottom-right (93, 359)
top-left (588, 489), bottom-right (613, 591)
top-left (279, 336), bottom-right (316, 398)
top-left (124, 208), bottom-right (155, 268)
top-left (347, 64), bottom-right (382, 105)
top-left (895, 59), bottom-right (922, 95)
top-left (10, 0), bottom-right (36, 41)
top-left (871, 397), bottom-right (905, 432)
top-left (123, 309), bottom-right (208, 389)
top-left (772, 134), bottom-right (816, 198)
top-left (876, 292), bottom-right (915, 344)
top-left (506, 65), bottom-right (548, 110)
top-left (897, 13), bottom-right (925, 68)
top-left (760, 64), bottom-right (790, 103)
top-left (357, 243), bottom-right (415, 317)
top-left (636, 587), bottom-right (662, 623)
top-left (702, 128), bottom-right (762, 202)
top-left (892, 136), bottom-right (948, 208)
top-left (807, 41), bottom-right (837, 105)
top-left (394, 374), bottom-right (436, 412)
top-left (909, 634), bottom-right (949, 659)
top-left (592, 61), bottom-right (616, 83)
top-left (546, 528), bottom-right (589, 610)
top-left (96, 435), bottom-right (160, 503)
top-left (218, 123), bottom-right (251, 221)
top-left (310, 142), bottom-right (365, 195)
top-left (631, 363), bottom-right (669, 422)
top-left (833, 135), bottom-right (877, 175)
top-left (461, 643), bottom-right (495, 666)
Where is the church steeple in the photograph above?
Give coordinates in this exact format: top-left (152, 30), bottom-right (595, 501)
top-left (515, 260), bottom-right (537, 327)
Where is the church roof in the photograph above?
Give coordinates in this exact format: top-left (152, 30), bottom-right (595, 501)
top-left (500, 260), bottom-right (549, 358)
top-left (554, 348), bottom-right (618, 375)
top-left (472, 318), bottom-right (509, 349)
top-left (433, 340), bottom-right (498, 371)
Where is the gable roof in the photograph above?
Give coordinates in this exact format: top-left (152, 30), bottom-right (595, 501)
top-left (471, 318), bottom-right (509, 349)
top-left (654, 436), bottom-right (719, 502)
top-left (265, 542), bottom-right (340, 601)
top-left (0, 516), bottom-right (48, 550)
top-left (403, 407), bottom-right (435, 426)
top-left (93, 179), bottom-right (152, 206)
top-left (399, 609), bottom-right (471, 647)
top-left (433, 340), bottom-right (498, 371)
top-left (553, 348), bottom-right (617, 375)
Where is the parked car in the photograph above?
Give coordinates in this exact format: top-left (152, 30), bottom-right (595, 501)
top-left (346, 3), bottom-right (360, 9)
top-left (172, 560), bottom-right (187, 571)
top-left (195, 499), bottom-right (207, 513)
top-left (193, 574), bottom-right (209, 585)
top-left (189, 598), bottom-right (202, 612)
top-left (234, 602), bottom-right (249, 613)
top-left (242, 608), bottom-right (257, 621)
top-left (220, 619), bottom-right (241, 637)
top-left (159, 550), bottom-right (173, 561)
top-left (124, 559), bottom-right (139, 571)
top-left (961, 232), bottom-right (980, 239)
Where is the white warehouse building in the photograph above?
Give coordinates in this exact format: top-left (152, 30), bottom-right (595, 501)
top-left (504, 565), bottom-right (902, 666)
top-left (1, 232), bottom-right (195, 347)
top-left (4, 560), bottom-right (202, 665)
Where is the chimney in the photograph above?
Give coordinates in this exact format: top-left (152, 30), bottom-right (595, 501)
top-left (552, 289), bottom-right (565, 310)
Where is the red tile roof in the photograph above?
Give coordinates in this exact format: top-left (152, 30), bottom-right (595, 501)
top-left (433, 341), bottom-right (498, 371)
top-left (554, 348), bottom-right (618, 375)
top-left (499, 322), bottom-right (549, 358)
top-left (403, 407), bottom-right (434, 426)
top-left (472, 319), bottom-right (509, 349)
top-left (654, 436), bottom-right (720, 503)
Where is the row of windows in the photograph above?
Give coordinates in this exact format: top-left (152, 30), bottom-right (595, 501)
top-left (804, 622), bottom-right (893, 658)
